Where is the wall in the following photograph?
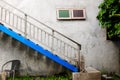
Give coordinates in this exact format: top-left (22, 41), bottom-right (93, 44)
top-left (0, 33), bottom-right (65, 76)
top-left (1, 0), bottom-right (120, 74)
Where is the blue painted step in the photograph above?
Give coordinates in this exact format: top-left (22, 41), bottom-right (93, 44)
top-left (0, 24), bottom-right (78, 72)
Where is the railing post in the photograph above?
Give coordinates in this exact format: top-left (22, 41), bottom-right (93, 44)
top-left (24, 14), bottom-right (27, 37)
top-left (51, 30), bottom-right (54, 52)
top-left (78, 44), bottom-right (81, 71)
top-left (0, 7), bottom-right (3, 21)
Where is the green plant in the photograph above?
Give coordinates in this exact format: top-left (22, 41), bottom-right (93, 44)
top-left (8, 76), bottom-right (70, 80)
top-left (97, 0), bottom-right (120, 39)
top-left (8, 73), bottom-right (71, 80)
top-left (112, 73), bottom-right (120, 80)
top-left (8, 76), bottom-right (34, 80)
top-left (100, 66), bottom-right (108, 75)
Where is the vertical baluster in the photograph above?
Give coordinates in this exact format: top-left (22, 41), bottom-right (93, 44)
top-left (35, 27), bottom-right (38, 40)
top-left (59, 40), bottom-right (62, 54)
top-left (13, 14), bottom-right (16, 28)
top-left (51, 30), bottom-right (54, 52)
top-left (75, 48), bottom-right (78, 59)
top-left (8, 11), bottom-right (10, 25)
top-left (6, 10), bottom-right (8, 24)
top-left (38, 29), bottom-right (40, 42)
top-left (30, 24), bottom-right (33, 37)
top-left (44, 31), bottom-right (46, 44)
top-left (15, 16), bottom-right (18, 29)
top-left (57, 39), bottom-right (59, 53)
top-left (78, 44), bottom-right (81, 71)
top-left (42, 31), bottom-right (44, 43)
top-left (12, 13), bottom-right (14, 27)
top-left (71, 47), bottom-right (76, 58)
top-left (16, 16), bottom-right (20, 30)
top-left (60, 40), bottom-right (63, 54)
top-left (67, 45), bottom-right (70, 58)
top-left (49, 35), bottom-right (51, 48)
top-left (31, 25), bottom-right (34, 38)
top-left (0, 7), bottom-right (1, 20)
top-left (64, 43), bottom-right (67, 56)
top-left (10, 12), bottom-right (12, 26)
top-left (66, 44), bottom-right (69, 61)
top-left (24, 14), bottom-right (27, 37)
top-left (58, 40), bottom-right (60, 54)
top-left (71, 47), bottom-right (74, 58)
top-left (1, 8), bottom-right (3, 20)
top-left (71, 47), bottom-right (73, 58)
top-left (69, 46), bottom-right (72, 58)
top-left (3, 8), bottom-right (5, 21)
top-left (27, 22), bottom-right (29, 36)
top-left (44, 31), bottom-right (46, 45)
top-left (36, 27), bottom-right (39, 41)
top-left (49, 35), bottom-right (52, 49)
top-left (33, 26), bottom-right (35, 39)
top-left (41, 29), bottom-right (43, 42)
top-left (9, 12), bottom-right (12, 26)
top-left (11, 13), bottom-right (14, 26)
top-left (41, 30), bottom-right (43, 43)
top-left (62, 41), bottom-right (64, 55)
top-left (63, 42), bottom-right (65, 56)
top-left (47, 34), bottom-right (50, 47)
top-left (56, 38), bottom-right (59, 53)
top-left (42, 30), bottom-right (45, 44)
top-left (48, 34), bottom-right (51, 48)
top-left (45, 32), bottom-right (49, 47)
top-left (34, 26), bottom-right (36, 39)
top-left (27, 22), bottom-right (31, 36)
top-left (4, 9), bottom-right (6, 22)
top-left (38, 29), bottom-right (41, 42)
top-left (21, 18), bottom-right (23, 32)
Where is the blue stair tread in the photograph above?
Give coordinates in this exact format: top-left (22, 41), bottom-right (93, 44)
top-left (0, 24), bottom-right (78, 72)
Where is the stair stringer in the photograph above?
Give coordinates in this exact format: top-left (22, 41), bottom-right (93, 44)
top-left (0, 24), bottom-right (78, 72)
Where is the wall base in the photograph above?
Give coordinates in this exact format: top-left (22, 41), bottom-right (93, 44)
top-left (72, 67), bottom-right (101, 80)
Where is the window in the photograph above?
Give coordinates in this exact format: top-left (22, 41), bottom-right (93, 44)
top-left (57, 8), bottom-right (86, 20)
top-left (56, 9), bottom-right (71, 19)
top-left (72, 9), bottom-right (86, 19)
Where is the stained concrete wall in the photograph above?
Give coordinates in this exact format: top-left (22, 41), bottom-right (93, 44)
top-left (0, 33), bottom-right (65, 76)
top-left (0, 0), bottom-right (120, 74)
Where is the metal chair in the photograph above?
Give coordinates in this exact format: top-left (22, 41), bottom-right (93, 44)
top-left (1, 60), bottom-right (20, 80)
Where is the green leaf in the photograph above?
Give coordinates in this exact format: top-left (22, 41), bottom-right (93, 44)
top-left (97, 0), bottom-right (120, 39)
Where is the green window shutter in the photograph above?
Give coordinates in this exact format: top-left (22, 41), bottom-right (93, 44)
top-left (59, 10), bottom-right (70, 18)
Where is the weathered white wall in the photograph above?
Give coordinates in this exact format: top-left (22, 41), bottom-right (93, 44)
top-left (1, 0), bottom-right (120, 74)
top-left (0, 33), bottom-right (65, 76)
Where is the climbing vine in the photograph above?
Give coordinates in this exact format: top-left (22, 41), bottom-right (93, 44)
top-left (97, 0), bottom-right (120, 39)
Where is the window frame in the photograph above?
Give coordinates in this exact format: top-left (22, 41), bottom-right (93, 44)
top-left (71, 8), bottom-right (86, 20)
top-left (56, 8), bottom-right (71, 20)
top-left (56, 8), bottom-right (86, 20)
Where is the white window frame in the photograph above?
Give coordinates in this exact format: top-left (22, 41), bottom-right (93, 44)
top-left (56, 8), bottom-right (86, 20)
top-left (71, 8), bottom-right (86, 19)
top-left (56, 8), bottom-right (71, 20)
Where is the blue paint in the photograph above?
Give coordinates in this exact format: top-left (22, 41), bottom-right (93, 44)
top-left (0, 24), bottom-right (78, 72)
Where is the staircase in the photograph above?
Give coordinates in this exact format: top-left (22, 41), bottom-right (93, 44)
top-left (0, 0), bottom-right (81, 72)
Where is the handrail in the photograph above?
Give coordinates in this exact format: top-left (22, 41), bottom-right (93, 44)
top-left (0, 0), bottom-right (81, 47)
top-left (0, 0), bottom-right (81, 67)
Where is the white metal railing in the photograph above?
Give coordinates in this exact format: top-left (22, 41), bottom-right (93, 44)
top-left (0, 0), bottom-right (81, 66)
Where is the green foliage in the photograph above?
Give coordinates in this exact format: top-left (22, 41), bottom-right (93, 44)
top-left (97, 0), bottom-right (120, 39)
top-left (112, 74), bottom-right (120, 80)
top-left (8, 76), bottom-right (70, 80)
top-left (8, 72), bottom-right (71, 80)
top-left (8, 76), bottom-right (34, 80)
